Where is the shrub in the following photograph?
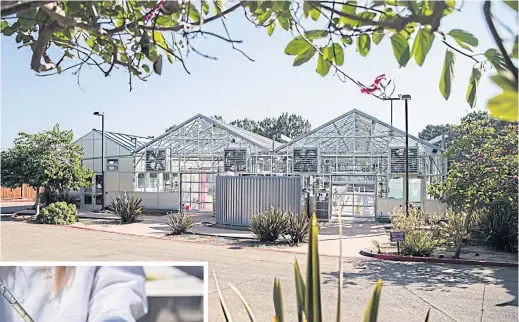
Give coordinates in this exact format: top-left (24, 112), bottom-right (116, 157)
top-left (214, 215), bottom-right (433, 321)
top-left (473, 202), bottom-right (518, 252)
top-left (400, 230), bottom-right (440, 257)
top-left (109, 192), bottom-right (144, 224)
top-left (165, 212), bottom-right (194, 235)
top-left (249, 208), bottom-right (289, 242)
top-left (390, 207), bottom-right (446, 257)
top-left (285, 211), bottom-right (309, 245)
top-left (33, 201), bottom-right (78, 225)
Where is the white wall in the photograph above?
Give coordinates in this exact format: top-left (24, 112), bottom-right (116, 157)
top-left (75, 130), bottom-right (134, 209)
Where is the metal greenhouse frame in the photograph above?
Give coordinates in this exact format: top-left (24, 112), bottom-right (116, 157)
top-left (133, 114), bottom-right (280, 212)
top-left (264, 109), bottom-right (447, 219)
top-left (132, 110), bottom-right (446, 219)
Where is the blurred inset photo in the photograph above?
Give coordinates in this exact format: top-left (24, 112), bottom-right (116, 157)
top-left (0, 263), bottom-right (206, 322)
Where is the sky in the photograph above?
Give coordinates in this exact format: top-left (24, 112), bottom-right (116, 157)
top-left (1, 1), bottom-right (517, 149)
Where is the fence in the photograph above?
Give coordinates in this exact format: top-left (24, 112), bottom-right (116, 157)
top-left (215, 175), bottom-right (302, 227)
top-left (1, 185), bottom-right (37, 201)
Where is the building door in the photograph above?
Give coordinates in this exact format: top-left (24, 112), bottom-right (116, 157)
top-left (81, 174), bottom-right (104, 211)
top-left (179, 171), bottom-right (216, 213)
top-left (331, 174), bottom-right (377, 219)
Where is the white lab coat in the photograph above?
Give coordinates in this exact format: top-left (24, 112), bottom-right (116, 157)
top-left (0, 266), bottom-right (148, 322)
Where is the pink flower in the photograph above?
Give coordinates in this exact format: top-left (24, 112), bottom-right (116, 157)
top-left (373, 74), bottom-right (386, 85)
top-left (144, 0), bottom-right (166, 23)
top-left (361, 85), bottom-right (380, 95)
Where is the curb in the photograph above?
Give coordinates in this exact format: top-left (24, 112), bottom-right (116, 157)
top-left (45, 223), bottom-right (358, 260)
top-left (359, 249), bottom-right (518, 268)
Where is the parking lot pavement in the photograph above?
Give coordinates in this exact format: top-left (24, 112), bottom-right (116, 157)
top-left (1, 220), bottom-right (517, 322)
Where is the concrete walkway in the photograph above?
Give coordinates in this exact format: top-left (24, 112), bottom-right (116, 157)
top-left (4, 209), bottom-right (390, 258)
top-left (1, 219), bottom-right (517, 322)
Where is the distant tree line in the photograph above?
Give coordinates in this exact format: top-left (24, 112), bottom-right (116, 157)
top-left (165, 113), bottom-right (312, 140)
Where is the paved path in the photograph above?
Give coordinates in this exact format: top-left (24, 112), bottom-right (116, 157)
top-left (1, 220), bottom-right (517, 322)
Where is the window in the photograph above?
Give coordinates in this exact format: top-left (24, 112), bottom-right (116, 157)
top-left (149, 173), bottom-right (158, 189)
top-left (137, 173), bottom-right (145, 189)
top-left (107, 159), bottom-right (119, 171)
top-left (84, 194), bottom-right (92, 205)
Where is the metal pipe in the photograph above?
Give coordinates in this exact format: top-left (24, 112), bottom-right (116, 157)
top-left (404, 98), bottom-right (409, 216)
top-left (101, 114), bottom-right (105, 210)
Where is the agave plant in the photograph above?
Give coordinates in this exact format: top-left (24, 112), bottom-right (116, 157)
top-left (109, 191), bottom-right (144, 224)
top-left (213, 214), bottom-right (432, 321)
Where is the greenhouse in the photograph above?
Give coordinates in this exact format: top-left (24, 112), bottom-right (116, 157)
top-left (130, 109), bottom-right (447, 219)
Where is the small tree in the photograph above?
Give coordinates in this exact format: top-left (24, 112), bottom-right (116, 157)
top-left (1, 125), bottom-right (93, 216)
top-left (429, 117), bottom-right (518, 258)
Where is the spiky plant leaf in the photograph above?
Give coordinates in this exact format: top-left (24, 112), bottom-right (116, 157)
top-left (213, 269), bottom-right (233, 322)
top-left (305, 214), bottom-right (322, 322)
top-left (229, 283), bottom-right (257, 322)
top-left (273, 278), bottom-right (285, 322)
top-left (364, 279), bottom-right (383, 322)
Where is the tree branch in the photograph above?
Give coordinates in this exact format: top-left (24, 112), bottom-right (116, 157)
top-left (1, 0), bottom-right (52, 18)
top-left (30, 20), bottom-right (60, 72)
top-left (483, 0), bottom-right (518, 82)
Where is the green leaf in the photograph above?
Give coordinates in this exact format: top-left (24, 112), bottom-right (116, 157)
top-left (485, 48), bottom-right (507, 71)
top-left (488, 91), bottom-right (518, 122)
top-left (341, 36), bottom-right (353, 45)
top-left (142, 64), bottom-right (150, 73)
top-left (338, 1), bottom-right (358, 28)
top-left (316, 51), bottom-right (332, 77)
top-left (440, 50), bottom-right (456, 100)
top-left (466, 67), bottom-right (481, 108)
top-left (56, 65), bottom-right (62, 74)
top-left (293, 47), bottom-right (316, 66)
top-left (294, 259), bottom-right (306, 322)
top-left (305, 215), bottom-right (322, 321)
top-left (285, 37), bottom-right (312, 55)
top-left (411, 28), bottom-right (435, 66)
top-left (152, 31), bottom-right (167, 49)
top-left (214, 0), bottom-right (225, 15)
top-left (503, 0), bottom-right (518, 11)
top-left (187, 3), bottom-right (201, 22)
top-left (364, 279), bottom-right (383, 322)
top-left (229, 283), bottom-right (257, 322)
top-left (201, 0), bottom-right (210, 15)
top-left (491, 71), bottom-right (517, 92)
top-left (267, 22), bottom-right (276, 36)
top-left (1, 21), bottom-right (8, 31)
top-left (273, 278), bottom-right (284, 322)
top-left (213, 270), bottom-right (233, 322)
top-left (373, 31), bottom-right (384, 45)
top-left (356, 34), bottom-right (371, 57)
top-left (156, 15), bottom-right (173, 27)
top-left (448, 29), bottom-right (478, 49)
top-left (303, 1), bottom-right (311, 18)
top-left (278, 15), bottom-right (291, 30)
top-left (391, 33), bottom-right (410, 67)
top-left (2, 26), bottom-right (14, 36)
top-left (329, 43), bottom-right (344, 66)
top-left (309, 4), bottom-right (321, 21)
top-left (304, 30), bottom-right (329, 40)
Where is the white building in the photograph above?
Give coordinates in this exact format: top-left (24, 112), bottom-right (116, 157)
top-left (73, 129), bottom-right (152, 211)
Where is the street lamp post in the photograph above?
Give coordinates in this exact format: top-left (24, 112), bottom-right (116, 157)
top-left (383, 94), bottom-right (411, 216)
top-left (93, 111), bottom-right (105, 211)
top-left (400, 94), bottom-right (412, 216)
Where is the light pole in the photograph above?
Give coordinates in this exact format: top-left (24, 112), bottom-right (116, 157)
top-left (400, 94), bottom-right (412, 216)
top-left (383, 94), bottom-right (411, 216)
top-left (93, 111), bottom-right (105, 211)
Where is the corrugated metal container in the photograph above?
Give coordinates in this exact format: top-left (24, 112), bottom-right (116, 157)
top-left (215, 176), bottom-right (301, 227)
